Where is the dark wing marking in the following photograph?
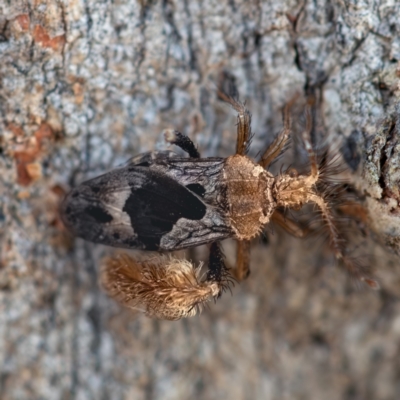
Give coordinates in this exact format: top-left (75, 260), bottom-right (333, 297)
top-left (122, 171), bottom-right (207, 250)
top-left (84, 205), bottom-right (113, 223)
top-left (144, 157), bottom-right (229, 209)
top-left (61, 164), bottom-right (232, 251)
top-left (125, 154), bottom-right (228, 209)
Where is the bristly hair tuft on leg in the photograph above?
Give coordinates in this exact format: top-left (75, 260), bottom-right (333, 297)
top-left (100, 253), bottom-right (224, 320)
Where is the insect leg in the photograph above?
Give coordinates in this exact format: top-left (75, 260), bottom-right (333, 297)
top-left (234, 102), bottom-right (252, 156)
top-left (233, 239), bottom-right (251, 281)
top-left (271, 210), bottom-right (308, 238)
top-left (206, 242), bottom-right (233, 293)
top-left (308, 193), bottom-right (379, 290)
top-left (101, 251), bottom-right (227, 320)
top-left (217, 91), bottom-right (252, 155)
top-left (164, 129), bottom-right (200, 158)
top-left (259, 100), bottom-right (292, 168)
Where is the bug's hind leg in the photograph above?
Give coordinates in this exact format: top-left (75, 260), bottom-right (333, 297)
top-left (206, 242), bottom-right (234, 294)
top-left (232, 239), bottom-right (251, 281)
top-left (164, 129), bottom-right (200, 158)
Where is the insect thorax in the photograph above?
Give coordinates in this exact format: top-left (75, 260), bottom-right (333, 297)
top-left (224, 155), bottom-right (275, 240)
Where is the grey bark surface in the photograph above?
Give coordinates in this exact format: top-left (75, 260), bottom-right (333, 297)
top-left (1, 1), bottom-right (400, 399)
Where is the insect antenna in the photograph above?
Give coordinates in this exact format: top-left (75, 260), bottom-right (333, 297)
top-left (308, 192), bottom-right (379, 289)
top-left (295, 102), bottom-right (379, 290)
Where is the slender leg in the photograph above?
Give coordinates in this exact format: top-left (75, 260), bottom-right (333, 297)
top-left (164, 129), bottom-right (200, 158)
top-left (233, 240), bottom-right (251, 281)
top-left (271, 210), bottom-right (308, 238)
top-left (259, 98), bottom-right (293, 168)
top-left (217, 91), bottom-right (252, 155)
top-left (206, 242), bottom-right (234, 294)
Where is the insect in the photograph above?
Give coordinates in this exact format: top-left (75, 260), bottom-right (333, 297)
top-left (61, 93), bottom-right (379, 320)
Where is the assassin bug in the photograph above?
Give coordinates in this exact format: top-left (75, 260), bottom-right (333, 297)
top-left (61, 94), bottom-right (379, 320)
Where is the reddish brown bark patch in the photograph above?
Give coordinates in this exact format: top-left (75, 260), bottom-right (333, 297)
top-left (15, 14), bottom-right (30, 31)
top-left (12, 123), bottom-right (55, 186)
top-left (33, 25), bottom-right (65, 51)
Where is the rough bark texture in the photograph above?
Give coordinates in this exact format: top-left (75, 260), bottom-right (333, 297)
top-left (1, 1), bottom-right (400, 399)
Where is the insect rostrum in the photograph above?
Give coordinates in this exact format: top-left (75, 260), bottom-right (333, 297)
top-left (61, 96), bottom-right (379, 320)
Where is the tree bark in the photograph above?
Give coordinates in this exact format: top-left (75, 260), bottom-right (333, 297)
top-left (1, 1), bottom-right (400, 399)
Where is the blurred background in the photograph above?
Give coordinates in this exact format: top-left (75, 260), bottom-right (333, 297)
top-left (1, 1), bottom-right (400, 399)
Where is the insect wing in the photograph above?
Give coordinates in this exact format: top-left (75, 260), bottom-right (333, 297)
top-left (61, 163), bottom-right (232, 250)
